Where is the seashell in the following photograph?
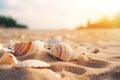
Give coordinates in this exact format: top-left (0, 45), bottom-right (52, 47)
top-left (48, 42), bottom-right (89, 61)
top-left (0, 54), bottom-right (19, 65)
top-left (14, 60), bottom-right (50, 68)
top-left (0, 53), bottom-right (50, 68)
top-left (45, 36), bottom-right (62, 49)
top-left (77, 55), bottom-right (88, 61)
top-left (89, 47), bottom-right (102, 54)
top-left (48, 42), bottom-right (73, 61)
top-left (0, 43), bottom-right (12, 55)
top-left (14, 40), bottom-right (44, 56)
top-left (92, 48), bottom-right (102, 54)
top-left (2, 48), bottom-right (12, 53)
top-left (0, 44), bottom-right (3, 51)
top-left (71, 46), bottom-right (87, 60)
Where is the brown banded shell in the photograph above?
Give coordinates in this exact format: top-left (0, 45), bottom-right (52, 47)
top-left (14, 40), bottom-right (44, 56)
top-left (14, 60), bottom-right (50, 68)
top-left (49, 42), bottom-right (73, 61)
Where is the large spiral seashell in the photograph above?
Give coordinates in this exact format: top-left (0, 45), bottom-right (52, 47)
top-left (14, 60), bottom-right (50, 68)
top-left (48, 42), bottom-right (88, 61)
top-left (48, 42), bottom-right (73, 61)
top-left (14, 40), bottom-right (44, 56)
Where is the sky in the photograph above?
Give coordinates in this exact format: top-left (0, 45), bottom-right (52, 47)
top-left (0, 0), bottom-right (120, 30)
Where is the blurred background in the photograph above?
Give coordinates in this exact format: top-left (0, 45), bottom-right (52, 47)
top-left (0, 0), bottom-right (120, 30)
top-left (0, 0), bottom-right (120, 46)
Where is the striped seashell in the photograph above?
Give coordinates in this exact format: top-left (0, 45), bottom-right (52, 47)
top-left (48, 42), bottom-right (73, 61)
top-left (14, 60), bottom-right (50, 68)
top-left (14, 40), bottom-right (44, 56)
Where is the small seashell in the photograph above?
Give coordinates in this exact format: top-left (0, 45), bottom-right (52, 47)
top-left (92, 48), bottom-right (102, 54)
top-left (14, 60), bottom-right (50, 68)
top-left (48, 42), bottom-right (73, 61)
top-left (2, 48), bottom-right (12, 53)
top-left (89, 47), bottom-right (102, 54)
top-left (77, 55), bottom-right (88, 61)
top-left (0, 54), bottom-right (19, 65)
top-left (8, 40), bottom-right (19, 51)
top-left (0, 43), bottom-right (12, 55)
top-left (45, 36), bottom-right (62, 49)
top-left (0, 54), bottom-right (50, 68)
top-left (0, 44), bottom-right (3, 51)
top-left (71, 46), bottom-right (87, 60)
top-left (14, 40), bottom-right (44, 56)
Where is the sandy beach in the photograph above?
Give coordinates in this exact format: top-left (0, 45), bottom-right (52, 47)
top-left (0, 28), bottom-right (120, 80)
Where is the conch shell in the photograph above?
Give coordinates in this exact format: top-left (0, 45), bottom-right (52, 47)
top-left (48, 42), bottom-right (88, 61)
top-left (14, 40), bottom-right (44, 56)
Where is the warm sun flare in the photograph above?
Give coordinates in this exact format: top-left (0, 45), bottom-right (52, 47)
top-left (100, 0), bottom-right (120, 18)
top-left (0, 0), bottom-right (120, 29)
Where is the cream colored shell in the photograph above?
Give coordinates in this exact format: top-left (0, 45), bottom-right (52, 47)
top-left (71, 46), bottom-right (87, 60)
top-left (48, 42), bottom-right (88, 61)
top-left (49, 42), bottom-right (73, 61)
top-left (14, 60), bottom-right (50, 68)
top-left (0, 54), bottom-right (50, 68)
top-left (0, 54), bottom-right (18, 65)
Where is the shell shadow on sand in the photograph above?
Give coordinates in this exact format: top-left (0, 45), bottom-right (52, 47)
top-left (0, 67), bottom-right (34, 80)
top-left (109, 56), bottom-right (120, 59)
top-left (107, 56), bottom-right (120, 62)
top-left (50, 62), bottom-right (86, 75)
top-left (0, 66), bottom-right (60, 80)
top-left (17, 49), bottom-right (59, 63)
top-left (89, 66), bottom-right (120, 80)
top-left (73, 58), bottom-right (110, 68)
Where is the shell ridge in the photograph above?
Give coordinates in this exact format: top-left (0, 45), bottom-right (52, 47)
top-left (19, 42), bottom-right (28, 56)
top-left (16, 43), bottom-right (23, 56)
